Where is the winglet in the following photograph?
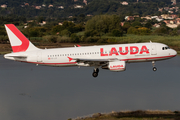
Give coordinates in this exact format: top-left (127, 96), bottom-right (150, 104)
top-left (5, 24), bottom-right (39, 52)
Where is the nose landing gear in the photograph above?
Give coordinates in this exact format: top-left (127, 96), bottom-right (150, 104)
top-left (152, 61), bottom-right (157, 71)
top-left (92, 68), bottom-right (99, 77)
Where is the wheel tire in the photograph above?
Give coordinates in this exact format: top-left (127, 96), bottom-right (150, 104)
top-left (92, 72), bottom-right (98, 77)
top-left (153, 67), bottom-right (157, 71)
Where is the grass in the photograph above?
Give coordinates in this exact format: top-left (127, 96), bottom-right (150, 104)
top-left (102, 34), bottom-right (180, 44)
top-left (101, 34), bottom-right (180, 52)
top-left (1, 34), bottom-right (180, 54)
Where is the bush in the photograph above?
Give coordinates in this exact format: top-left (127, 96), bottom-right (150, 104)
top-left (84, 30), bottom-right (99, 37)
top-left (70, 33), bottom-right (80, 43)
top-left (30, 37), bottom-right (42, 42)
top-left (127, 27), bottom-right (138, 34)
top-left (153, 27), bottom-right (169, 35)
top-left (111, 29), bottom-right (123, 37)
top-left (107, 39), bottom-right (118, 43)
top-left (0, 35), bottom-right (8, 44)
top-left (85, 37), bottom-right (99, 43)
top-left (42, 35), bottom-right (57, 43)
top-left (60, 29), bottom-right (71, 37)
top-left (97, 38), bottom-right (108, 43)
top-left (57, 36), bottom-right (71, 43)
top-left (169, 30), bottom-right (178, 36)
top-left (29, 30), bottom-right (39, 37)
top-left (137, 27), bottom-right (151, 35)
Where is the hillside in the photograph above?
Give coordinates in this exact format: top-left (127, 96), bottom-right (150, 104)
top-left (0, 0), bottom-right (175, 19)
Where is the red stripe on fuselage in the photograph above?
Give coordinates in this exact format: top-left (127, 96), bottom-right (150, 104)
top-left (18, 55), bottom-right (176, 66)
top-left (122, 55), bottom-right (176, 61)
top-left (6, 24), bottom-right (29, 52)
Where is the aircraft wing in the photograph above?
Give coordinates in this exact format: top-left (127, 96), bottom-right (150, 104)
top-left (70, 57), bottom-right (124, 66)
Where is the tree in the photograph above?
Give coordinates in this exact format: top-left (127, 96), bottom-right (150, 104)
top-left (84, 30), bottom-right (99, 37)
top-left (85, 15), bottom-right (122, 34)
top-left (52, 25), bottom-right (64, 34)
top-left (127, 26), bottom-right (138, 34)
top-left (70, 33), bottom-right (79, 43)
top-left (153, 27), bottom-right (169, 35)
top-left (60, 29), bottom-right (71, 37)
top-left (131, 21), bottom-right (142, 28)
top-left (122, 22), bottom-right (131, 33)
top-left (144, 22), bottom-right (152, 29)
top-left (111, 29), bottom-right (123, 37)
top-left (137, 27), bottom-right (151, 35)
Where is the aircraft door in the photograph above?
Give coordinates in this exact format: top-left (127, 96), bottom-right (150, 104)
top-left (37, 51), bottom-right (42, 62)
top-left (151, 44), bottom-right (157, 55)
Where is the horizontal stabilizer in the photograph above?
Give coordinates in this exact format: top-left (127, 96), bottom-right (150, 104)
top-left (4, 53), bottom-right (27, 60)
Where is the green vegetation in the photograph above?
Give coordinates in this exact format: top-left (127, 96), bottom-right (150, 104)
top-left (0, 0), bottom-right (177, 24)
top-left (1, 14), bottom-right (180, 54)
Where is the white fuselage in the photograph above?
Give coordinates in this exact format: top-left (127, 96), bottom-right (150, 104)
top-left (4, 42), bottom-right (177, 67)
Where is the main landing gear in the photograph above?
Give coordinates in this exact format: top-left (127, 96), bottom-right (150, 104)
top-left (152, 61), bottom-right (157, 71)
top-left (92, 68), bottom-right (99, 78)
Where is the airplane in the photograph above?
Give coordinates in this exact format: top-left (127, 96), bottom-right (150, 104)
top-left (4, 24), bottom-right (177, 77)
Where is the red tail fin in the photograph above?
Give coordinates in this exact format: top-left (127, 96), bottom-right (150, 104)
top-left (5, 24), bottom-right (38, 52)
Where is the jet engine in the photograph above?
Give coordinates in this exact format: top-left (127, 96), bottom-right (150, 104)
top-left (102, 61), bottom-right (126, 72)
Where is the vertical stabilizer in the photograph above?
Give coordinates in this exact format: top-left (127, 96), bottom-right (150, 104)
top-left (5, 24), bottom-right (39, 52)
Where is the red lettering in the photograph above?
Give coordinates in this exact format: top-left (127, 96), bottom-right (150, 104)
top-left (100, 48), bottom-right (108, 56)
top-left (110, 65), bottom-right (123, 68)
top-left (130, 46), bottom-right (139, 55)
top-left (140, 46), bottom-right (150, 54)
top-left (100, 45), bottom-right (149, 56)
top-left (119, 47), bottom-right (128, 55)
top-left (109, 47), bottom-right (119, 56)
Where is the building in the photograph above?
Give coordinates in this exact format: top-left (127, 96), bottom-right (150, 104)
top-left (58, 6), bottom-right (64, 9)
top-left (171, 0), bottom-right (176, 5)
top-left (74, 5), bottom-right (83, 8)
top-left (121, 1), bottom-right (128, 5)
top-left (35, 6), bottom-right (41, 9)
top-left (48, 4), bottom-right (53, 8)
top-left (141, 16), bottom-right (152, 20)
top-left (83, 0), bottom-right (87, 5)
top-left (170, 14), bottom-right (178, 19)
top-left (153, 24), bottom-right (160, 28)
top-left (25, 3), bottom-right (29, 6)
top-left (1, 4), bottom-right (7, 8)
top-left (125, 16), bottom-right (134, 21)
top-left (42, 4), bottom-right (46, 7)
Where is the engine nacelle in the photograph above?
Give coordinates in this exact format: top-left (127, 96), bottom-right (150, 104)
top-left (76, 63), bottom-right (90, 66)
top-left (108, 61), bottom-right (126, 72)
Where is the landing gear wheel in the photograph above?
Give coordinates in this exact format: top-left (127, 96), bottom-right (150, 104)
top-left (153, 67), bottom-right (157, 71)
top-left (92, 72), bottom-right (98, 77)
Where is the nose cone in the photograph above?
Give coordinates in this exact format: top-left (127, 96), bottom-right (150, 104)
top-left (171, 49), bottom-right (177, 56)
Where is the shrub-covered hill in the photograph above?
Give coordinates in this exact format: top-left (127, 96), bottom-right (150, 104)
top-left (0, 0), bottom-right (174, 19)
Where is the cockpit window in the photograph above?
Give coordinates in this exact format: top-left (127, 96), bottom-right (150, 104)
top-left (162, 46), bottom-right (170, 50)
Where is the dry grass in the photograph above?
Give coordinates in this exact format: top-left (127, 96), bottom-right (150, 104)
top-left (72, 110), bottom-right (180, 120)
